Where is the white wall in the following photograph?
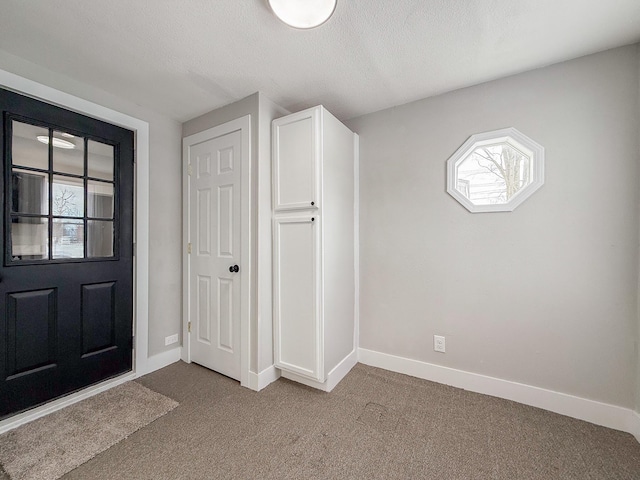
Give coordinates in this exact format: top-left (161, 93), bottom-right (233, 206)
top-left (0, 50), bottom-right (183, 358)
top-left (347, 45), bottom-right (640, 408)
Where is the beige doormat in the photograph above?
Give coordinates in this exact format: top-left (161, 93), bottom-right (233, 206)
top-left (0, 381), bottom-right (178, 480)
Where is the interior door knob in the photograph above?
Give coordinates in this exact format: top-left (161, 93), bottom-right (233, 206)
top-left (229, 265), bottom-right (239, 273)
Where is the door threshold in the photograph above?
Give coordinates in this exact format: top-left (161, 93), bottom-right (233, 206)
top-left (0, 371), bottom-right (136, 435)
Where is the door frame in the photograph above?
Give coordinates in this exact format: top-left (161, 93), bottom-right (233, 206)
top-left (0, 68), bottom-right (151, 433)
top-left (182, 115), bottom-right (251, 387)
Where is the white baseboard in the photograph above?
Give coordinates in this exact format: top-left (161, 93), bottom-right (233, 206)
top-left (137, 347), bottom-right (182, 376)
top-left (631, 411), bottom-right (640, 443)
top-left (280, 370), bottom-right (328, 391)
top-left (281, 349), bottom-right (358, 392)
top-left (247, 365), bottom-right (281, 391)
top-left (358, 348), bottom-right (639, 440)
top-left (326, 349), bottom-right (358, 392)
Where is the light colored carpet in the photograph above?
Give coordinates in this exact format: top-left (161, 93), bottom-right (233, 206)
top-left (62, 362), bottom-right (640, 479)
top-left (0, 381), bottom-right (178, 480)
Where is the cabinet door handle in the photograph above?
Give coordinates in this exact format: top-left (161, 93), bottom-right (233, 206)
top-left (311, 201), bottom-right (315, 206)
top-left (229, 265), bottom-right (239, 273)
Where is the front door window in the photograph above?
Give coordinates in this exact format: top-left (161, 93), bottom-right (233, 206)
top-left (9, 119), bottom-right (116, 262)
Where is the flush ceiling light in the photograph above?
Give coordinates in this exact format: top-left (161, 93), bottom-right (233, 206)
top-left (36, 135), bottom-right (76, 149)
top-left (268, 0), bottom-right (337, 29)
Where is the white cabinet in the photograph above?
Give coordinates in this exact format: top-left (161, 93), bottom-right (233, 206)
top-left (272, 107), bottom-right (319, 211)
top-left (272, 106), bottom-right (358, 391)
top-left (273, 214), bottom-right (320, 378)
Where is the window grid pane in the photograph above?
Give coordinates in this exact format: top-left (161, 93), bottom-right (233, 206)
top-left (52, 175), bottom-right (84, 218)
top-left (87, 220), bottom-right (114, 258)
top-left (11, 122), bottom-right (49, 170)
top-left (87, 180), bottom-right (114, 219)
top-left (11, 168), bottom-right (49, 215)
top-left (87, 140), bottom-right (114, 181)
top-left (52, 219), bottom-right (84, 259)
top-left (52, 131), bottom-right (84, 176)
top-left (8, 119), bottom-right (117, 263)
top-left (11, 216), bottom-right (48, 260)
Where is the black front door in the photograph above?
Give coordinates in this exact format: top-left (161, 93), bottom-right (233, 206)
top-left (0, 88), bottom-right (134, 418)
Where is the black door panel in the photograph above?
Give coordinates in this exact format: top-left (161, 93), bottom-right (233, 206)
top-left (0, 88), bottom-right (133, 418)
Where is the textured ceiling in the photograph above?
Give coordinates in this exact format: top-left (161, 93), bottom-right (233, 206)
top-left (1, 0), bottom-right (639, 122)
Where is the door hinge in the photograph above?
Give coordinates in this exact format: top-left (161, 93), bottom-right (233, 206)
top-left (187, 243), bottom-right (192, 254)
top-left (188, 321), bottom-right (191, 333)
top-left (187, 164), bottom-right (192, 176)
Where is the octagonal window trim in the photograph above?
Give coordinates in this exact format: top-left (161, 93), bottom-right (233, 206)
top-left (446, 127), bottom-right (545, 213)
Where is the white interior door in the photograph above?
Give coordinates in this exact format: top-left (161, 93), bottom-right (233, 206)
top-left (188, 128), bottom-right (242, 380)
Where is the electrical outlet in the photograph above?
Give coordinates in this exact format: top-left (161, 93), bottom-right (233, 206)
top-left (165, 334), bottom-right (179, 346)
top-left (434, 335), bottom-right (445, 353)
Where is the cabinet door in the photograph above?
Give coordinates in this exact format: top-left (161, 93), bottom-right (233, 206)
top-left (272, 108), bottom-right (320, 211)
top-left (273, 214), bottom-right (323, 380)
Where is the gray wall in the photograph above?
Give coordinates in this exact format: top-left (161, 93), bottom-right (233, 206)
top-left (0, 50), bottom-right (183, 358)
top-left (637, 48), bottom-right (640, 414)
top-left (347, 45), bottom-right (640, 408)
top-left (182, 93), bottom-right (259, 138)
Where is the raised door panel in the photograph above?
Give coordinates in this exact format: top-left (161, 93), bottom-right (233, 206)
top-left (5, 288), bottom-right (57, 378)
top-left (273, 215), bottom-right (322, 380)
top-left (81, 282), bottom-right (116, 357)
top-left (273, 108), bottom-right (320, 211)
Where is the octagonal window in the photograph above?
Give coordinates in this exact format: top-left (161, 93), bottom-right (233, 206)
top-left (446, 127), bottom-right (544, 213)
